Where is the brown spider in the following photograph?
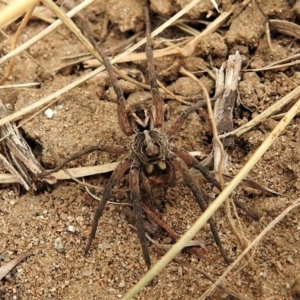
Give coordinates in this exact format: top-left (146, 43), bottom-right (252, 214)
top-left (42, 8), bottom-right (229, 268)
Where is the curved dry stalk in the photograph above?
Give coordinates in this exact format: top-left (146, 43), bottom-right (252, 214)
top-left (0, 0), bottom-right (94, 66)
top-left (180, 67), bottom-right (225, 182)
top-left (83, 180), bottom-right (131, 205)
top-left (0, 3), bottom-right (36, 85)
top-left (121, 81), bottom-right (300, 300)
top-left (0, 0), bottom-right (38, 29)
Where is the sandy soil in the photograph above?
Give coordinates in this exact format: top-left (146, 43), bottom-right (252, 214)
top-left (1, 0), bottom-right (300, 299)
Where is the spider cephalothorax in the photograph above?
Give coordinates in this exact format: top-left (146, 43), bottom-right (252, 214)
top-left (131, 130), bottom-right (168, 166)
top-left (41, 8), bottom-right (229, 268)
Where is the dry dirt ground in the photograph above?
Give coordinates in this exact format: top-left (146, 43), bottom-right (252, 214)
top-left (1, 0), bottom-right (300, 299)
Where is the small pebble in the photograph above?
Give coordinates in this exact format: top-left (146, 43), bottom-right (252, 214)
top-left (118, 280), bottom-right (125, 288)
top-left (67, 225), bottom-right (77, 233)
top-left (54, 237), bottom-right (64, 252)
top-left (259, 272), bottom-right (267, 278)
top-left (287, 256), bottom-right (294, 264)
top-left (45, 108), bottom-right (54, 119)
top-left (276, 261), bottom-right (283, 271)
top-left (162, 237), bottom-right (172, 244)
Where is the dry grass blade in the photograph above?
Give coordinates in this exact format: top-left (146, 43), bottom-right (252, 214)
top-left (0, 162), bottom-right (119, 184)
top-left (0, 0), bottom-right (93, 66)
top-left (0, 152), bottom-right (30, 189)
top-left (0, 83), bottom-right (40, 90)
top-left (270, 19), bottom-right (300, 40)
top-left (0, 152), bottom-right (202, 185)
top-left (0, 2), bottom-right (36, 85)
top-left (222, 174), bottom-right (280, 195)
top-left (180, 1), bottom-right (246, 57)
top-left (250, 53), bottom-right (300, 71)
top-left (0, 0), bottom-right (38, 29)
top-left (0, 252), bottom-right (32, 280)
top-left (122, 79), bottom-right (300, 299)
top-left (210, 0), bottom-right (220, 12)
top-left (248, 60), bottom-right (300, 72)
top-left (0, 66), bottom-right (100, 127)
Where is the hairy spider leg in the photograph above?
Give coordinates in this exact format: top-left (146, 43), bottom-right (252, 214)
top-left (140, 170), bottom-right (153, 199)
top-left (41, 145), bottom-right (127, 176)
top-left (82, 20), bottom-right (134, 136)
top-left (173, 148), bottom-right (259, 220)
top-left (167, 101), bottom-right (204, 137)
top-left (172, 147), bottom-right (221, 188)
top-left (85, 158), bottom-right (132, 255)
top-left (129, 164), bottom-right (151, 269)
top-left (145, 7), bottom-right (164, 128)
top-left (169, 152), bottom-right (229, 263)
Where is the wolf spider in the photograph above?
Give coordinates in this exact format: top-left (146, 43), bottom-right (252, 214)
top-left (42, 9), bottom-right (229, 268)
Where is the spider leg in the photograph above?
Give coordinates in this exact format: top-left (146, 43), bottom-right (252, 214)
top-left (145, 7), bottom-right (164, 128)
top-left (173, 148), bottom-right (259, 220)
top-left (167, 101), bottom-right (204, 137)
top-left (140, 170), bottom-right (153, 200)
top-left (169, 152), bottom-right (229, 264)
top-left (40, 145), bottom-right (127, 176)
top-left (172, 147), bottom-right (221, 189)
top-left (82, 21), bottom-right (133, 136)
top-left (84, 157), bottom-right (132, 255)
top-left (129, 164), bottom-right (151, 269)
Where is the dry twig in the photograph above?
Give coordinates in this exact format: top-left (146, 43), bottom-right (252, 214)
top-left (0, 252), bottom-right (32, 280)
